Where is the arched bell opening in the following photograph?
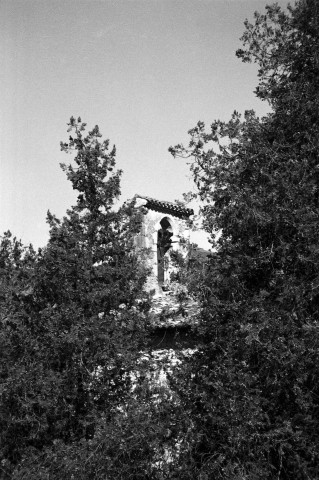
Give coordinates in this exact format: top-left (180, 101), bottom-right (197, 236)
top-left (157, 217), bottom-right (173, 287)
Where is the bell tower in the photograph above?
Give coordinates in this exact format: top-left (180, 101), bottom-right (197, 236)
top-left (133, 195), bottom-right (193, 293)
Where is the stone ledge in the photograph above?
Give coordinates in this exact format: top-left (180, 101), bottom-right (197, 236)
top-left (149, 291), bottom-right (199, 328)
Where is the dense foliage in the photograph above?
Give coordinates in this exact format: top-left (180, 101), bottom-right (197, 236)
top-left (2, 1), bottom-right (319, 478)
top-left (0, 118), bottom-right (149, 477)
top-left (169, 0), bottom-right (319, 478)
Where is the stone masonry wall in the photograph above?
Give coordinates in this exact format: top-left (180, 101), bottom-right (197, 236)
top-left (135, 205), bottom-right (191, 293)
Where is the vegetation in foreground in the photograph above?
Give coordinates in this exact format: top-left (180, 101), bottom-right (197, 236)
top-left (169, 0), bottom-right (319, 477)
top-left (0, 118), bottom-right (151, 478)
top-left (1, 0), bottom-right (319, 478)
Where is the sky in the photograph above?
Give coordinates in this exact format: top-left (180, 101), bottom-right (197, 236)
top-left (1, 0), bottom-right (289, 249)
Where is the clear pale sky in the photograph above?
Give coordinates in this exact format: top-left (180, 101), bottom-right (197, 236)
top-left (1, 0), bottom-right (288, 248)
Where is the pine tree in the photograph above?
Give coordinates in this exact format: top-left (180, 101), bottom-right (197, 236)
top-left (0, 118), bottom-right (149, 473)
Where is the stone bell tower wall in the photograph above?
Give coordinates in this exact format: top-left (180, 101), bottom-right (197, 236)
top-left (133, 196), bottom-right (193, 294)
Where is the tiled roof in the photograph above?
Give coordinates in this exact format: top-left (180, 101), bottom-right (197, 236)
top-left (135, 195), bottom-right (194, 218)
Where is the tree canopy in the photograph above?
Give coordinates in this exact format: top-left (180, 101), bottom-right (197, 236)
top-left (0, 118), bottom-right (149, 475)
top-left (169, 0), bottom-right (319, 477)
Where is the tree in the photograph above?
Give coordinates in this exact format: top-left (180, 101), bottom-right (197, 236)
top-left (169, 1), bottom-right (319, 478)
top-left (0, 118), bottom-right (149, 475)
